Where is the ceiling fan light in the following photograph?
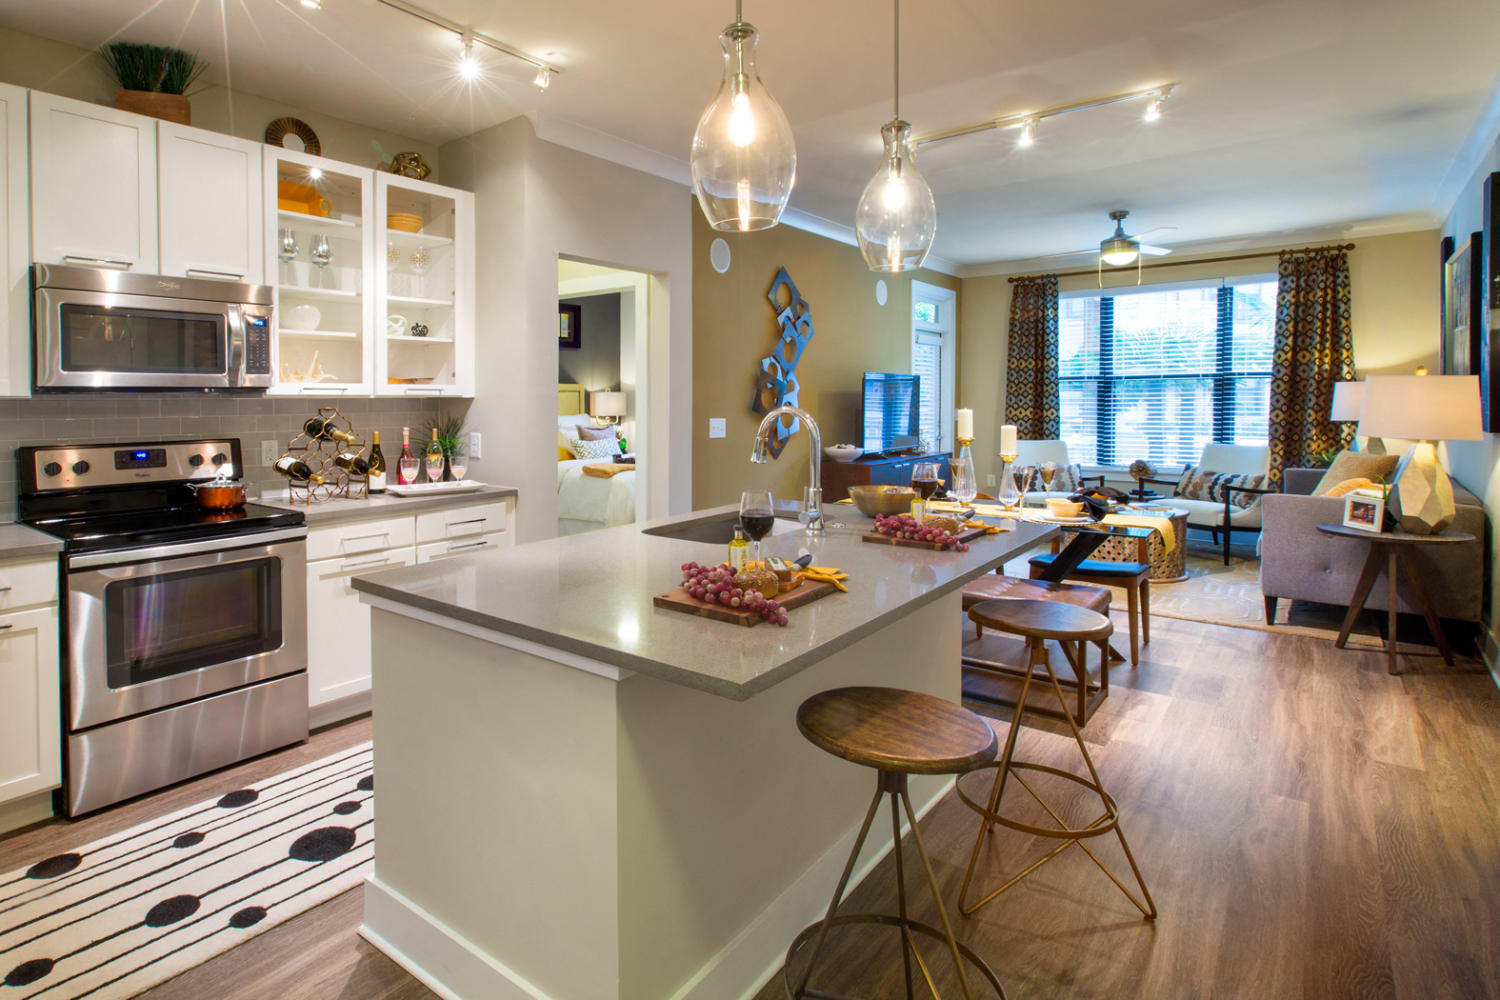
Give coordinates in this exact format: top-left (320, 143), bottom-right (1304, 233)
top-left (690, 17), bottom-right (797, 232)
top-left (1100, 236), bottom-right (1139, 267)
top-left (856, 120), bottom-right (936, 272)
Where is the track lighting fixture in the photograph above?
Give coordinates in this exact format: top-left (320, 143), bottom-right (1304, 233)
top-left (917, 83), bottom-right (1178, 150)
top-left (457, 33), bottom-right (481, 81)
top-left (1143, 87), bottom-right (1170, 122)
top-left (533, 66), bottom-right (551, 90)
top-left (373, 0), bottom-right (560, 93)
top-left (299, 0), bottom-right (323, 9)
top-left (1017, 118), bottom-right (1036, 148)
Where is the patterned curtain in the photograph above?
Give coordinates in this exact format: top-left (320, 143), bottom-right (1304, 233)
top-left (1267, 247), bottom-right (1355, 488)
top-left (1005, 275), bottom-right (1060, 439)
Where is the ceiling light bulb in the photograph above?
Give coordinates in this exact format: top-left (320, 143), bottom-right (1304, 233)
top-left (1017, 118), bottom-right (1036, 148)
top-left (308, 167), bottom-right (323, 181)
top-left (1143, 97), bottom-right (1161, 122)
top-left (690, 13), bottom-right (796, 232)
top-left (300, 0), bottom-right (322, 8)
top-left (533, 66), bottom-right (551, 90)
top-left (457, 35), bottom-right (481, 81)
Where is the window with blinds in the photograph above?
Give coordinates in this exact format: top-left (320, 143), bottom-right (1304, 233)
top-left (912, 331), bottom-right (943, 449)
top-left (1058, 277), bottom-right (1277, 466)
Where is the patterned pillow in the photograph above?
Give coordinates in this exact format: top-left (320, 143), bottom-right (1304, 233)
top-left (1179, 469), bottom-right (1266, 509)
top-left (569, 436), bottom-right (620, 461)
top-left (1044, 463), bottom-right (1086, 493)
top-left (577, 424), bottom-right (617, 442)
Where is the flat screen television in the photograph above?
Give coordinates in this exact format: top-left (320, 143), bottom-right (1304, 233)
top-left (862, 372), bottom-right (921, 454)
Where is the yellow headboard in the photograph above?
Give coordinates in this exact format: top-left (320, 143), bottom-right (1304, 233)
top-left (558, 383), bottom-right (586, 416)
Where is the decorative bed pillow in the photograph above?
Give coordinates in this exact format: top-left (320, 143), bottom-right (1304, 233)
top-left (1313, 451), bottom-right (1398, 496)
top-left (569, 437), bottom-right (620, 461)
top-left (577, 424), bottom-right (617, 442)
top-left (558, 444), bottom-right (573, 461)
top-left (1179, 469), bottom-right (1266, 509)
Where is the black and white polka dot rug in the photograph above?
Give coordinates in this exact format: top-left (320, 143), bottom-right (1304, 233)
top-left (0, 743), bottom-right (373, 999)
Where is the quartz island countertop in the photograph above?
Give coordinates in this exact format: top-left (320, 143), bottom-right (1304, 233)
top-left (352, 503), bottom-right (1055, 700)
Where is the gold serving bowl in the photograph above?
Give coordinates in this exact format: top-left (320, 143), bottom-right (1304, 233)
top-left (848, 484), bottom-right (918, 517)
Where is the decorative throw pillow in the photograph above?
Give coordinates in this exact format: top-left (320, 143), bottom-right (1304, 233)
top-left (569, 436), bottom-right (620, 461)
top-left (1045, 463), bottom-right (1086, 493)
top-left (1313, 450), bottom-right (1399, 496)
top-left (1179, 469), bottom-right (1266, 508)
top-left (1324, 477), bottom-right (1377, 498)
top-left (1176, 465), bottom-right (1197, 496)
top-left (577, 424), bottom-right (617, 442)
top-left (557, 445), bottom-right (573, 461)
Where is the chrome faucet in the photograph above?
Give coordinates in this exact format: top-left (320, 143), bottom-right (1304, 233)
top-left (750, 404), bottom-right (824, 535)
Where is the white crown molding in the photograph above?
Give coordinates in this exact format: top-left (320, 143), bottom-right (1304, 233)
top-left (1434, 75), bottom-right (1500, 223)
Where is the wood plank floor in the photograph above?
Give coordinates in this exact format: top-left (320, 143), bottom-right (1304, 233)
top-left (3, 610), bottom-right (1497, 999)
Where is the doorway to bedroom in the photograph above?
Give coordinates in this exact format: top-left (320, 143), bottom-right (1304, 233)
top-left (557, 259), bottom-right (651, 536)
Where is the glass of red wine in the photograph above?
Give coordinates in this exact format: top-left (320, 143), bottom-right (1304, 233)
top-left (911, 461), bottom-right (942, 502)
top-left (739, 490), bottom-right (775, 565)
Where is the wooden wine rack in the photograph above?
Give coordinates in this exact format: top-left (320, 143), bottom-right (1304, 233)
top-left (280, 406), bottom-right (368, 505)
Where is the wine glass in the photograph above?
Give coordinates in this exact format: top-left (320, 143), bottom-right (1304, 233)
top-left (449, 456), bottom-right (468, 482)
top-left (911, 461), bottom-right (942, 502)
top-left (425, 449), bottom-right (445, 484)
top-left (398, 451), bottom-right (418, 486)
top-left (1039, 463), bottom-right (1057, 494)
top-left (739, 490), bottom-right (775, 565)
top-left (950, 453), bottom-right (977, 505)
top-left (1015, 465), bottom-right (1037, 505)
top-left (311, 234), bottom-right (332, 288)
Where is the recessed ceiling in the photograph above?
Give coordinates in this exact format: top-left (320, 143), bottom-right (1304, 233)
top-left (5, 0), bottom-right (1499, 267)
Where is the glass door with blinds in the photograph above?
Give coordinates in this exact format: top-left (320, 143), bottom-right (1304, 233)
top-left (1058, 277), bottom-right (1276, 466)
top-left (910, 282), bottom-right (956, 453)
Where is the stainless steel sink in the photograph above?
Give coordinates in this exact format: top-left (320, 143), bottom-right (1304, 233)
top-left (642, 512), bottom-right (801, 545)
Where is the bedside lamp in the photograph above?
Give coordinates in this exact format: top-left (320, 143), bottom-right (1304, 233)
top-left (1357, 374), bottom-right (1481, 533)
top-left (1330, 380), bottom-right (1384, 454)
top-left (590, 391), bottom-right (626, 427)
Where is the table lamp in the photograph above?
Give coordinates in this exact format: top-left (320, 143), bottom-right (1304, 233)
top-left (1357, 374), bottom-right (1481, 533)
top-left (590, 391), bottom-right (626, 427)
top-left (1330, 380), bottom-right (1384, 454)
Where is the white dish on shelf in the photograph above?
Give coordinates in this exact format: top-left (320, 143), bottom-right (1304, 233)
top-left (386, 479), bottom-right (487, 497)
top-left (823, 444), bottom-right (863, 462)
top-left (283, 303), bottom-right (321, 330)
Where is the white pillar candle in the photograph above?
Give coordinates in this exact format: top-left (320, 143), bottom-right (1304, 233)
top-left (1000, 424), bottom-right (1017, 455)
top-left (955, 408), bottom-right (973, 441)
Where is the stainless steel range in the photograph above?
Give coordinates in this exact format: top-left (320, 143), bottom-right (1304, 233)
top-left (17, 439), bottom-right (309, 816)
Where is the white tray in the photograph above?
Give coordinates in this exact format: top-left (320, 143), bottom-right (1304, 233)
top-left (387, 480), bottom-right (487, 497)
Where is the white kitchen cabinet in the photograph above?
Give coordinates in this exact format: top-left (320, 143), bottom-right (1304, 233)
top-left (416, 534), bottom-right (508, 563)
top-left (158, 123), bottom-right (264, 284)
top-left (0, 83), bottom-right (28, 398)
top-left (29, 91), bottom-right (158, 271)
top-left (307, 546), bottom-right (416, 715)
top-left (415, 499), bottom-right (513, 545)
top-left (0, 579), bottom-right (61, 811)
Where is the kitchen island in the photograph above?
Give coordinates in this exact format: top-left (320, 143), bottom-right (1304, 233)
top-left (352, 504), bottom-right (1055, 1000)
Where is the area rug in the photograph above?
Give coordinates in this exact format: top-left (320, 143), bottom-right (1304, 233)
top-left (0, 743), bottom-right (373, 1000)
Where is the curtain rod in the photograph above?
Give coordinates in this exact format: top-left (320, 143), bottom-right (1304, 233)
top-left (1005, 242), bottom-right (1356, 283)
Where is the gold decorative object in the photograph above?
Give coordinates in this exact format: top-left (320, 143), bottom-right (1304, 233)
top-left (280, 406), bottom-right (367, 505)
top-left (265, 116), bottom-right (321, 156)
top-left (388, 151), bottom-right (432, 180)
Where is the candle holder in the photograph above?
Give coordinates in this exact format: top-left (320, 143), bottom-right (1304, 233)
top-left (997, 451), bottom-right (1020, 510)
top-left (951, 436), bottom-right (977, 503)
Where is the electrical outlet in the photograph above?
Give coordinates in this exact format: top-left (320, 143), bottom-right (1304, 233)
top-left (709, 418), bottom-right (726, 439)
top-left (261, 440), bottom-right (279, 466)
top-left (469, 431), bottom-right (482, 460)
top-left (985, 473), bottom-right (996, 488)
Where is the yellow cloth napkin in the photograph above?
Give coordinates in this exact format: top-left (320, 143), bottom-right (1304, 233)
top-left (835, 497), bottom-right (855, 504)
top-left (1101, 512), bottom-right (1176, 553)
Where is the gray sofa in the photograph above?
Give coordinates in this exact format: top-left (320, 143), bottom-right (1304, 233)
top-left (1260, 468), bottom-right (1485, 623)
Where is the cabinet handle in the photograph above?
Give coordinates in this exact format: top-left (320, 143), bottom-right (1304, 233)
top-left (448, 518), bottom-right (486, 527)
top-left (343, 529), bottom-right (391, 543)
top-left (0, 624), bottom-right (11, 631)
top-left (404, 387), bottom-right (442, 395)
top-left (0, 586), bottom-right (10, 593)
top-left (186, 267), bottom-right (246, 279)
top-left (63, 255), bottom-right (132, 269)
top-left (310, 386), bottom-right (349, 393)
top-left (341, 556), bottom-right (397, 571)
top-left (446, 540), bottom-right (489, 552)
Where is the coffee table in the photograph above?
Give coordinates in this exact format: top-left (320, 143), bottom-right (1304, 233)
top-left (1054, 505), bottom-right (1187, 582)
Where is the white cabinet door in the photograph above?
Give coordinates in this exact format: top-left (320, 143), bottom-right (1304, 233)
top-left (306, 546), bottom-right (415, 709)
top-left (29, 92), bottom-right (157, 271)
top-left (0, 605), bottom-right (61, 805)
top-left (0, 83), bottom-right (28, 398)
top-left (158, 122), bottom-right (263, 283)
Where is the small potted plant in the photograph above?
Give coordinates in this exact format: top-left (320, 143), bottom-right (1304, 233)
top-left (100, 42), bottom-right (208, 125)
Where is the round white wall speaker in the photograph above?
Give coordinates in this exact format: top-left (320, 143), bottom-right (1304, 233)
top-left (710, 238), bottom-right (731, 274)
top-left (875, 278), bottom-right (888, 306)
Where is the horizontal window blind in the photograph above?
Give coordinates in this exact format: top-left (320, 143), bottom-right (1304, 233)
top-left (1059, 278), bottom-right (1276, 466)
top-left (912, 332), bottom-right (942, 449)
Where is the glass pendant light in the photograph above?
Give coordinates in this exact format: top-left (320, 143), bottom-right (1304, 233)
top-left (855, 0), bottom-right (936, 272)
top-left (690, 1), bottom-right (796, 232)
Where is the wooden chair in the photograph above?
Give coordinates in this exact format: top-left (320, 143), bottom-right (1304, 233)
top-left (1027, 553), bottom-right (1150, 666)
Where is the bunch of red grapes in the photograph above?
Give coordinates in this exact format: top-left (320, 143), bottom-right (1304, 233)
top-left (680, 562), bottom-right (789, 626)
top-left (872, 514), bottom-right (971, 551)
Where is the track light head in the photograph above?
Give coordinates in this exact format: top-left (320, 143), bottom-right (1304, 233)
top-left (300, 0), bottom-right (322, 9)
top-left (457, 33), bottom-right (481, 81)
top-left (1143, 86), bottom-right (1171, 122)
top-left (533, 66), bottom-right (551, 91)
top-left (1017, 118), bottom-right (1036, 148)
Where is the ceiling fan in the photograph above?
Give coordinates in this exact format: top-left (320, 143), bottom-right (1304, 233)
top-left (1040, 210), bottom-right (1176, 283)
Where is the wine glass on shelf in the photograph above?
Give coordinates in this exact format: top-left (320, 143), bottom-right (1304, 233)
top-left (950, 453), bottom-right (977, 505)
top-left (911, 461), bottom-right (942, 502)
top-left (397, 450), bottom-right (418, 486)
top-left (739, 490), bottom-right (775, 565)
top-left (311, 235), bottom-right (332, 288)
top-left (448, 456), bottom-right (468, 482)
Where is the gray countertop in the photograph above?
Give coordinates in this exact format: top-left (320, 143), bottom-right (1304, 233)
top-left (0, 522), bottom-right (65, 559)
top-left (257, 485), bottom-right (518, 524)
top-left (352, 503), bottom-right (1056, 700)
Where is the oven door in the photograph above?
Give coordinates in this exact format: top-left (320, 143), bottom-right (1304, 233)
top-left (34, 285), bottom-right (242, 391)
top-left (65, 528), bottom-right (307, 731)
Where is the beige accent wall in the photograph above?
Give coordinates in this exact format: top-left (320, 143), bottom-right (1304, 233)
top-left (0, 23), bottom-right (438, 176)
top-left (959, 230), bottom-right (1441, 488)
top-left (690, 207), bottom-right (960, 508)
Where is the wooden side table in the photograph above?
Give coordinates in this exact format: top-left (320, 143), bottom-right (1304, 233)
top-left (1314, 523), bottom-right (1475, 675)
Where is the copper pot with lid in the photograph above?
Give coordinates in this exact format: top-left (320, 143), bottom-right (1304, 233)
top-left (187, 470), bottom-right (247, 511)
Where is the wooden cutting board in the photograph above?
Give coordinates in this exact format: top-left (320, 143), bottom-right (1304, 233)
top-left (654, 577), bottom-right (838, 627)
top-left (861, 524), bottom-right (989, 551)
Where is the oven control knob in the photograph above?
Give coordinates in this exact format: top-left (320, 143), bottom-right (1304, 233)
top-left (71, 460), bottom-right (90, 475)
top-left (212, 452), bottom-right (227, 466)
top-left (43, 462), bottom-right (62, 477)
top-left (189, 454), bottom-right (204, 467)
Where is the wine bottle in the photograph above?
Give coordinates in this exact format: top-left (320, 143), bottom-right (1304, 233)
top-left (303, 416), bottom-right (356, 444)
top-left (272, 454), bottom-right (324, 485)
top-left (425, 428), bottom-right (444, 483)
top-left (334, 450), bottom-right (370, 476)
top-left (398, 426), bottom-right (415, 485)
top-left (368, 431), bottom-right (387, 493)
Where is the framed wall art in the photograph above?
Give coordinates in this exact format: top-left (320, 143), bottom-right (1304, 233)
top-left (1481, 173), bottom-right (1500, 431)
top-left (1441, 231), bottom-right (1481, 377)
top-left (559, 302), bottom-right (581, 350)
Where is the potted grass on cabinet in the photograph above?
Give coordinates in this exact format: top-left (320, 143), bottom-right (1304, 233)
top-left (375, 171), bottom-right (474, 397)
top-left (264, 144), bottom-right (375, 395)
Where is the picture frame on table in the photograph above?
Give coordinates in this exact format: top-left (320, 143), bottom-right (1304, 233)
top-left (559, 303), bottom-right (581, 350)
top-left (1341, 490), bottom-right (1385, 534)
top-left (1441, 232), bottom-right (1482, 377)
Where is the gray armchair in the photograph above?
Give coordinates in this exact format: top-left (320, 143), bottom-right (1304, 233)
top-left (1260, 468), bottom-right (1485, 624)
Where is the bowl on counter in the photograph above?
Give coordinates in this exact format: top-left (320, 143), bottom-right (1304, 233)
top-left (822, 444), bottom-right (863, 463)
top-left (847, 484), bottom-right (917, 517)
top-left (1045, 498), bottom-right (1085, 518)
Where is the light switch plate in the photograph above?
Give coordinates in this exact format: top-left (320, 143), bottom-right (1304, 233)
top-left (985, 474), bottom-right (997, 487)
top-left (261, 439), bottom-right (279, 466)
top-left (469, 431), bottom-right (482, 460)
top-left (709, 418), bottom-right (726, 439)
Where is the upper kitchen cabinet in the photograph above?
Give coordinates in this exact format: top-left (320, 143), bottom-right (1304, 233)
top-left (265, 146), bottom-right (374, 395)
top-left (158, 123), bottom-right (264, 284)
top-left (0, 84), bottom-right (28, 398)
top-left (29, 91), bottom-right (158, 271)
top-left (375, 173), bottom-right (475, 398)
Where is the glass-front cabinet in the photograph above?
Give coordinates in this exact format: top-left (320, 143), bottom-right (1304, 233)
top-left (375, 174), bottom-right (474, 397)
top-left (263, 146), bottom-right (375, 395)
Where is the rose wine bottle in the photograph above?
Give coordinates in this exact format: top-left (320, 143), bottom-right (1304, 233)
top-left (397, 427), bottom-right (417, 485)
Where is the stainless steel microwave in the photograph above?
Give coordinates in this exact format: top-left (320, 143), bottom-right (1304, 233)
top-left (32, 263), bottom-right (274, 391)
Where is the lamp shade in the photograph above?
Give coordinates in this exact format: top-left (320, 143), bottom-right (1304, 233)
top-left (590, 391), bottom-right (626, 418)
top-left (1357, 375), bottom-right (1482, 441)
top-left (1329, 381), bottom-right (1364, 422)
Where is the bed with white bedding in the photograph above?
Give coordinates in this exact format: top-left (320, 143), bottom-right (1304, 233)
top-left (557, 397), bottom-right (636, 530)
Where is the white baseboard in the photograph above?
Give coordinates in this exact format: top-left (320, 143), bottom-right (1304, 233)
top-left (0, 790), bottom-right (54, 836)
top-left (361, 876), bottom-right (553, 1000)
top-left (310, 690), bottom-right (372, 731)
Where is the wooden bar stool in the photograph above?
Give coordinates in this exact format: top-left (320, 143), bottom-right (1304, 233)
top-left (787, 687), bottom-right (1009, 1000)
top-left (955, 600), bottom-right (1156, 921)
top-left (1027, 553), bottom-right (1150, 666)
